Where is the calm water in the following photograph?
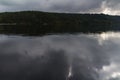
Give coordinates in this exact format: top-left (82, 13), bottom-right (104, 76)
top-left (0, 32), bottom-right (120, 80)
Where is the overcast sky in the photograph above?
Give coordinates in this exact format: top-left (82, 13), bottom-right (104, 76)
top-left (0, 0), bottom-right (120, 15)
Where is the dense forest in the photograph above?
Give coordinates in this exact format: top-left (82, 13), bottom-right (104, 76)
top-left (0, 11), bottom-right (120, 35)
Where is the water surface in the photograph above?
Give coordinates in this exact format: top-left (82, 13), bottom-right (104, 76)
top-left (0, 32), bottom-right (120, 80)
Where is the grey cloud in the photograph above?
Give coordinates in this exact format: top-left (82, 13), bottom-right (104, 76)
top-left (0, 0), bottom-right (119, 15)
top-left (106, 0), bottom-right (120, 10)
top-left (48, 0), bottom-right (104, 12)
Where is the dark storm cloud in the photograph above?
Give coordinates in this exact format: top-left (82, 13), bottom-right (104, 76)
top-left (0, 0), bottom-right (120, 15)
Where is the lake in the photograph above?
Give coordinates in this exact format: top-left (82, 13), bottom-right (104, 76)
top-left (0, 32), bottom-right (120, 80)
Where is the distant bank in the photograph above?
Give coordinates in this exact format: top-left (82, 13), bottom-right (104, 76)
top-left (0, 11), bottom-right (120, 36)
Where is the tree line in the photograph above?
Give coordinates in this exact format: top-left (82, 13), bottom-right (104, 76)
top-left (0, 11), bottom-right (119, 35)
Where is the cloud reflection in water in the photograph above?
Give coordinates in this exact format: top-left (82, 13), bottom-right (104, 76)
top-left (0, 32), bottom-right (120, 80)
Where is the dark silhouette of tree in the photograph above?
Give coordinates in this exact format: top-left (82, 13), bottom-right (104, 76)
top-left (0, 11), bottom-right (119, 35)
